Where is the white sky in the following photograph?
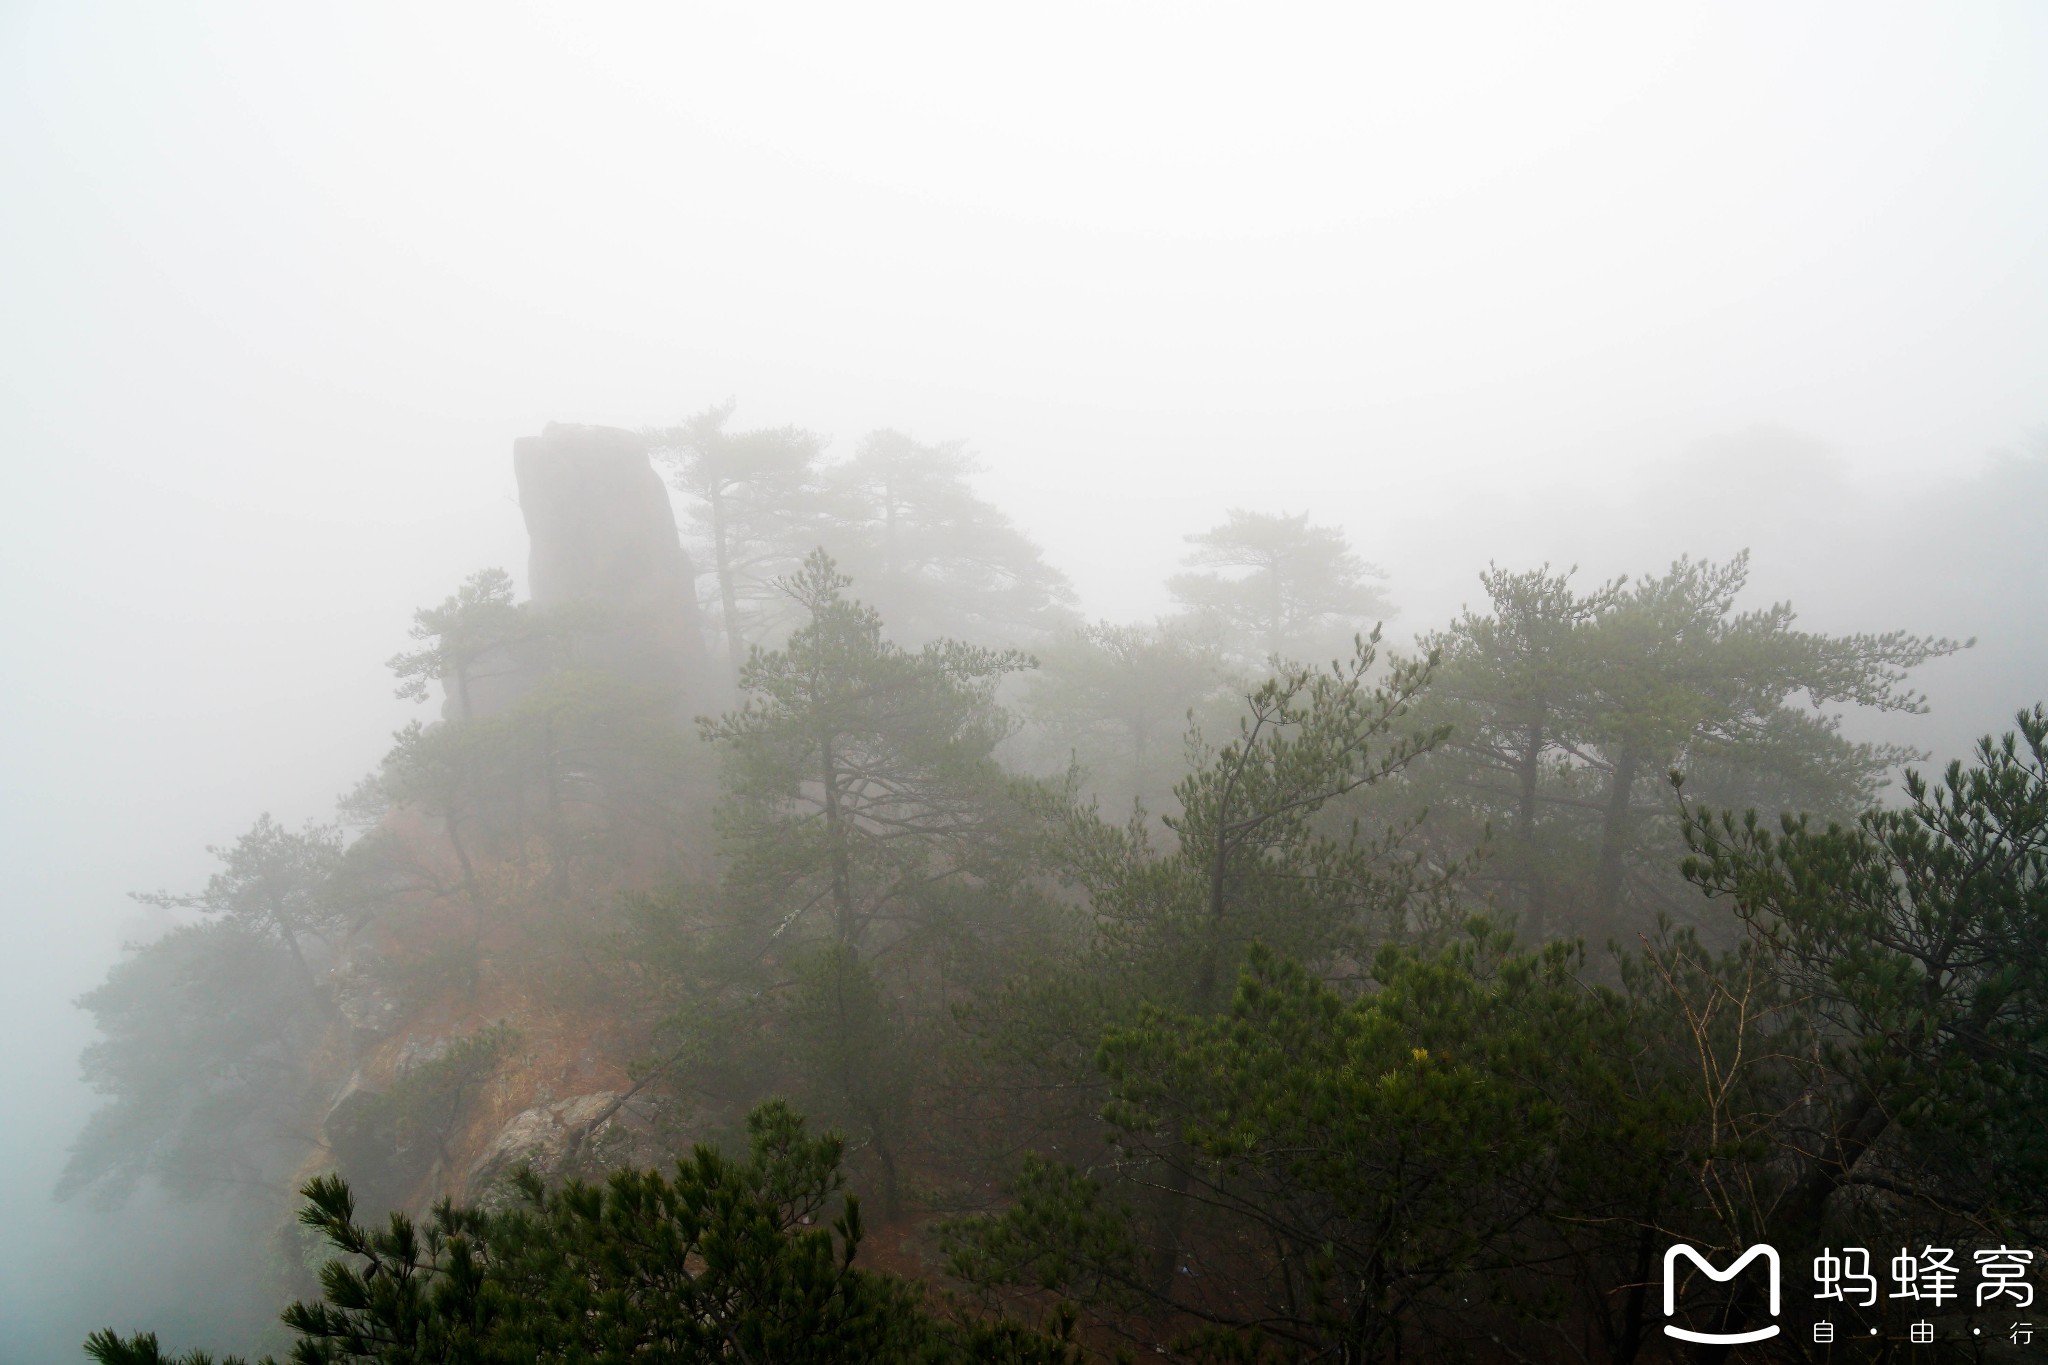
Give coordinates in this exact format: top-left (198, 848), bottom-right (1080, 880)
top-left (2, 3), bottom-right (2045, 1354)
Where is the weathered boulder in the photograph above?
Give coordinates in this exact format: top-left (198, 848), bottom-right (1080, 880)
top-left (464, 1091), bottom-right (622, 1208)
top-left (512, 423), bottom-right (712, 708)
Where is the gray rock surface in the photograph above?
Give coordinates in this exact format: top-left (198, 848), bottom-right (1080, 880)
top-left (393, 1035), bottom-right (451, 1077)
top-left (334, 964), bottom-right (401, 1041)
top-left (512, 423), bottom-right (712, 708)
top-left (464, 1091), bottom-right (622, 1208)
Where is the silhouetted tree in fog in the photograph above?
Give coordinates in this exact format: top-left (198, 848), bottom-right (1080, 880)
top-left (820, 430), bottom-right (1077, 648)
top-left (1022, 619), bottom-right (1237, 816)
top-left (1168, 508), bottom-right (1391, 668)
top-left (701, 551), bottom-right (1043, 1212)
top-left (652, 401), bottom-right (828, 665)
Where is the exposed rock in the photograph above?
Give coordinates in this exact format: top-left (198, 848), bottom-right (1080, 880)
top-left (309, 427), bottom-right (719, 1222)
top-left (464, 1091), bottom-right (621, 1208)
top-left (393, 1035), bottom-right (451, 1077)
top-left (512, 423), bottom-right (713, 709)
top-left (333, 964), bottom-right (401, 1042)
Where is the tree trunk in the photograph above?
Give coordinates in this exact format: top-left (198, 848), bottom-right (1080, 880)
top-left (446, 814), bottom-right (478, 899)
top-left (820, 730), bottom-right (856, 945)
top-left (1196, 807), bottom-right (1235, 1008)
top-left (1686, 1096), bottom-right (1891, 1364)
top-left (711, 487), bottom-right (745, 668)
top-left (1129, 713), bottom-right (1148, 811)
top-left (1148, 1163), bottom-right (1194, 1303)
top-left (1164, 742), bottom-right (1247, 1299)
top-left (1595, 743), bottom-right (1639, 921)
top-left (1265, 570), bottom-right (1284, 661)
top-left (870, 1119), bottom-right (902, 1220)
top-left (882, 478), bottom-right (898, 581)
top-left (1613, 1216), bottom-right (1657, 1365)
top-left (276, 923), bottom-right (329, 1016)
top-left (1514, 721), bottom-right (1547, 938)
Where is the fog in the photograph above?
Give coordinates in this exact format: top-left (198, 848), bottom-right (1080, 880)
top-left (2, 4), bottom-right (2044, 1359)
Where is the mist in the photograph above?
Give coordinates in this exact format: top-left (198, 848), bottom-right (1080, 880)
top-left (3, 4), bottom-right (2045, 1360)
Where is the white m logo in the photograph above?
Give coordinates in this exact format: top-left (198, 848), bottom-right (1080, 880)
top-left (1663, 1243), bottom-right (1782, 1345)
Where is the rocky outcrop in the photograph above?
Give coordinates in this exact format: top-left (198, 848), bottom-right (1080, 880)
top-left (299, 427), bottom-right (717, 1223)
top-left (464, 1092), bottom-right (623, 1208)
top-left (333, 962), bottom-right (401, 1042)
top-left (513, 423), bottom-right (713, 709)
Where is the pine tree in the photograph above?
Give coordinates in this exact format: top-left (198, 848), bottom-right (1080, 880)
top-left (701, 551), bottom-right (1040, 1210)
top-left (651, 401), bottom-right (828, 665)
top-left (385, 569), bottom-right (525, 721)
top-left (63, 815), bottom-right (353, 1205)
top-left (1396, 553), bottom-right (1965, 940)
top-left (1168, 509), bottom-right (1391, 668)
top-left (1581, 552), bottom-right (1960, 924)
top-left (1021, 620), bottom-right (1238, 817)
top-left (88, 1102), bottom-right (1086, 1364)
top-left (820, 430), bottom-right (1077, 648)
top-left (1680, 706), bottom-right (2048, 1267)
top-left (1419, 563), bottom-right (1624, 936)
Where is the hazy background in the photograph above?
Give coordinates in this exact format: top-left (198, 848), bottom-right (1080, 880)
top-left (3, 3), bottom-right (2044, 1355)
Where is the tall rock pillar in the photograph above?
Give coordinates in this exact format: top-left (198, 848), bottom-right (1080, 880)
top-left (512, 423), bottom-right (712, 709)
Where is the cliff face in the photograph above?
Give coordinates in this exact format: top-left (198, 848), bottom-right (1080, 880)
top-left (302, 426), bottom-right (719, 1232)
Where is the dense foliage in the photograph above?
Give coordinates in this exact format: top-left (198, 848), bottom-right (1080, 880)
top-left (70, 428), bottom-right (2045, 1362)
top-left (87, 1103), bottom-right (1084, 1364)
